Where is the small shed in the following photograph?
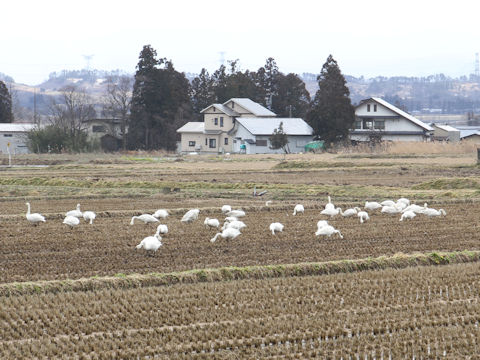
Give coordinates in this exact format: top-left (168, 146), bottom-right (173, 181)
top-left (431, 124), bottom-right (460, 142)
top-left (0, 123), bottom-right (36, 154)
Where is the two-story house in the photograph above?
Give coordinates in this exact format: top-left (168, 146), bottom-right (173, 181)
top-left (177, 98), bottom-right (276, 154)
top-left (351, 97), bottom-right (433, 142)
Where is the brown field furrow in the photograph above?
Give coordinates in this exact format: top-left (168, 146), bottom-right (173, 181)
top-left (1, 263), bottom-right (480, 358)
top-left (0, 202), bottom-right (478, 283)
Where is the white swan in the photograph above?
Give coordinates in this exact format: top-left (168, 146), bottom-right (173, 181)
top-left (400, 210), bottom-right (416, 221)
top-left (293, 204), bottom-right (304, 216)
top-left (269, 222), bottom-right (284, 235)
top-left (153, 209), bottom-right (169, 219)
top-left (82, 211), bottom-right (96, 224)
top-left (315, 224), bottom-right (343, 239)
top-left (380, 200), bottom-right (396, 207)
top-left (402, 203), bottom-right (428, 214)
top-left (381, 205), bottom-right (401, 214)
top-left (210, 227), bottom-right (241, 243)
top-left (397, 198), bottom-right (410, 206)
top-left (226, 210), bottom-right (245, 218)
top-left (394, 201), bottom-right (408, 211)
top-left (136, 233), bottom-right (162, 255)
top-left (339, 207), bottom-right (360, 217)
top-left (181, 209), bottom-right (200, 223)
top-left (204, 217), bottom-right (220, 228)
top-left (265, 200), bottom-right (272, 206)
top-left (221, 205), bottom-right (232, 214)
top-left (325, 196), bottom-right (335, 211)
top-left (423, 208), bottom-right (447, 217)
top-left (130, 214), bottom-right (159, 225)
top-left (224, 216), bottom-right (238, 222)
top-left (63, 215), bottom-right (80, 227)
top-left (357, 211), bottom-right (370, 224)
top-left (25, 202), bottom-right (46, 225)
top-left (65, 203), bottom-right (82, 218)
top-left (365, 201), bottom-right (382, 211)
top-left (320, 207), bottom-right (341, 217)
top-left (222, 220), bottom-right (246, 231)
top-left (316, 220), bottom-right (329, 229)
top-left (156, 224), bottom-right (169, 234)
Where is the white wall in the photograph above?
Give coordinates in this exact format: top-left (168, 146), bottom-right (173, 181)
top-left (233, 124), bottom-right (312, 154)
top-left (350, 134), bottom-right (427, 142)
top-left (0, 132), bottom-right (30, 154)
top-left (356, 102), bottom-right (397, 117)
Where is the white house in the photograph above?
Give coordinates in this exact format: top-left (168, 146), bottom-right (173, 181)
top-left (351, 97), bottom-right (433, 142)
top-left (0, 123), bottom-right (36, 154)
top-left (233, 117), bottom-right (313, 154)
top-left (177, 98), bottom-right (312, 154)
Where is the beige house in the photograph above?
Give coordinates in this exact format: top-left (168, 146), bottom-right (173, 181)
top-left (177, 98), bottom-right (276, 154)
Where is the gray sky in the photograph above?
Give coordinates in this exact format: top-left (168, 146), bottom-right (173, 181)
top-left (2, 0), bottom-right (478, 85)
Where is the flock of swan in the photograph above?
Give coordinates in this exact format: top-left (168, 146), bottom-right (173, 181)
top-left (23, 196), bottom-right (447, 255)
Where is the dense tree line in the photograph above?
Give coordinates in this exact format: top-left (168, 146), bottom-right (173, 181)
top-left (0, 80), bottom-right (13, 123)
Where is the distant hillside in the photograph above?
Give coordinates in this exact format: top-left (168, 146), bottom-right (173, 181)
top-left (302, 73), bottom-right (480, 114)
top-left (4, 69), bottom-right (480, 122)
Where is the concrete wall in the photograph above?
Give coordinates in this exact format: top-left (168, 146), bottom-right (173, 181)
top-left (0, 132), bottom-right (30, 154)
top-left (223, 100), bottom-right (252, 116)
top-left (356, 102), bottom-right (397, 117)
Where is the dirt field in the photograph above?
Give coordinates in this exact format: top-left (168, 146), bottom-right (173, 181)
top-left (1, 262), bottom-right (479, 358)
top-left (0, 201), bottom-right (478, 283)
top-left (1, 151), bottom-right (480, 358)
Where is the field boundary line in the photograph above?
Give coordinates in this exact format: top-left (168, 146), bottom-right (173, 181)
top-left (1, 250), bottom-right (479, 297)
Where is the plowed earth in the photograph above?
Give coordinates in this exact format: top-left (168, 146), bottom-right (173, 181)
top-left (1, 201), bottom-right (477, 283)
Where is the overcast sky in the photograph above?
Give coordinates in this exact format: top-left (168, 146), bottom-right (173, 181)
top-left (1, 0), bottom-right (478, 85)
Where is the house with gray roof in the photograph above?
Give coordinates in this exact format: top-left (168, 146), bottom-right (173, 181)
top-left (351, 97), bottom-right (433, 142)
top-left (177, 98), bottom-right (312, 154)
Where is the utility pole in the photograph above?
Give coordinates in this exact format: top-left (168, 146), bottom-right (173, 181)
top-left (33, 87), bottom-right (38, 125)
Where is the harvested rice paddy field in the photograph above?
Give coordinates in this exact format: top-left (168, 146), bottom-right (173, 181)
top-left (1, 150), bottom-right (480, 358)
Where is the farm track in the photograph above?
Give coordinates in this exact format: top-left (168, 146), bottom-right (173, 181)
top-left (1, 262), bottom-right (479, 358)
top-left (0, 202), bottom-right (478, 283)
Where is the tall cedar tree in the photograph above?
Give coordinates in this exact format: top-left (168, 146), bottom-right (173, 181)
top-left (274, 73), bottom-right (311, 118)
top-left (0, 80), bottom-right (13, 123)
top-left (190, 68), bottom-right (215, 120)
top-left (307, 55), bottom-right (355, 144)
top-left (129, 45), bottom-right (192, 150)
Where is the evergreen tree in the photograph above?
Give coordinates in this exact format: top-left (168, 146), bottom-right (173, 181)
top-left (256, 57), bottom-right (279, 108)
top-left (128, 45), bottom-right (192, 150)
top-left (269, 122), bottom-right (289, 154)
top-left (307, 55), bottom-right (355, 145)
top-left (0, 80), bottom-right (13, 123)
top-left (190, 68), bottom-right (215, 118)
top-left (273, 73), bottom-right (311, 118)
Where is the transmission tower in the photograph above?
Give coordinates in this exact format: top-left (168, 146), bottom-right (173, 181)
top-left (475, 53), bottom-right (479, 77)
top-left (82, 54), bottom-right (94, 70)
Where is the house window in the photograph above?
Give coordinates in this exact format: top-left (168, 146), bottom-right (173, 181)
top-left (209, 139), bottom-right (216, 148)
top-left (362, 119), bottom-right (373, 129)
top-left (214, 118), bottom-right (218, 126)
top-left (256, 140), bottom-right (267, 146)
top-left (374, 104), bottom-right (377, 112)
top-left (367, 104), bottom-right (371, 112)
top-left (205, 138), bottom-right (208, 146)
top-left (354, 121), bottom-right (362, 129)
top-left (92, 125), bottom-right (106, 133)
top-left (231, 102), bottom-right (234, 109)
top-left (224, 137), bottom-right (228, 145)
top-left (188, 141), bottom-right (196, 147)
top-left (3, 134), bottom-right (13, 137)
top-left (220, 117), bottom-right (224, 127)
top-left (374, 120), bottom-right (385, 130)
